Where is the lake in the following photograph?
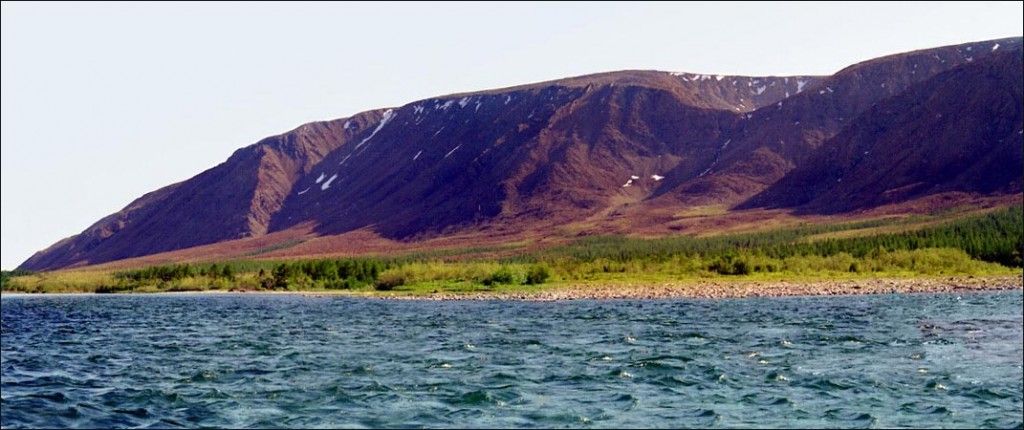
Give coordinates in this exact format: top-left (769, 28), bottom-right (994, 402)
top-left (2, 291), bottom-right (1022, 428)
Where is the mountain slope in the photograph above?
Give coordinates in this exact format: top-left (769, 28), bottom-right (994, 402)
top-left (18, 37), bottom-right (1024, 271)
top-left (742, 48), bottom-right (1023, 212)
top-left (657, 37), bottom-right (1022, 206)
top-left (19, 113), bottom-right (382, 270)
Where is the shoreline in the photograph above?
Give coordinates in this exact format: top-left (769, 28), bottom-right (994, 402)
top-left (3, 275), bottom-right (1020, 301)
top-left (370, 275), bottom-right (1023, 301)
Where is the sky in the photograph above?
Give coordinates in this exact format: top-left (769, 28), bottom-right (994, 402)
top-left (2, 2), bottom-right (1022, 269)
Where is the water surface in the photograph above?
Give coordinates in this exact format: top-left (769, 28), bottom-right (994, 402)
top-left (2, 291), bottom-right (1022, 428)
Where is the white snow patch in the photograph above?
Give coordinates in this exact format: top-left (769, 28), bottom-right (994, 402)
top-left (622, 179), bottom-right (633, 188)
top-left (630, 175), bottom-right (640, 180)
top-left (320, 174), bottom-right (338, 190)
top-left (353, 109), bottom-right (395, 150)
top-left (475, 101), bottom-right (482, 112)
top-left (826, 86), bottom-right (834, 93)
top-left (755, 86), bottom-right (766, 95)
top-left (297, 187), bottom-right (310, 195)
top-left (438, 100), bottom-right (454, 110)
top-left (458, 97), bottom-right (471, 108)
top-left (315, 173), bottom-right (326, 183)
top-left (746, 114), bottom-right (753, 119)
top-left (444, 144), bottom-right (461, 159)
top-left (796, 79), bottom-right (807, 93)
top-left (698, 167), bottom-right (713, 177)
top-left (785, 91), bottom-right (790, 98)
top-left (339, 154), bottom-right (352, 165)
top-left (966, 46), bottom-right (972, 51)
top-left (504, 95), bottom-right (513, 105)
top-left (715, 75), bottom-right (724, 81)
top-left (965, 56), bottom-right (973, 62)
top-left (992, 43), bottom-right (1000, 51)
top-left (819, 90), bottom-right (826, 94)
top-left (413, 105), bottom-right (424, 115)
top-left (432, 127), bottom-right (445, 138)
top-left (343, 120), bottom-right (352, 129)
top-left (651, 174), bottom-right (664, 181)
top-left (721, 139), bottom-right (731, 150)
top-left (413, 150), bottom-right (423, 161)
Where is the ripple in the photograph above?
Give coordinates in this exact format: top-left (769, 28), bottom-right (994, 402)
top-left (2, 291), bottom-right (1021, 428)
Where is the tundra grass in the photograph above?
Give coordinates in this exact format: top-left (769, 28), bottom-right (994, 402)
top-left (3, 206), bottom-right (1020, 295)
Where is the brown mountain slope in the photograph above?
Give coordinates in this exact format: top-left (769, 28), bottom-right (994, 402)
top-left (659, 37), bottom-right (1022, 206)
top-left (741, 48), bottom-right (1023, 212)
top-left (17, 37), bottom-right (1024, 271)
top-left (18, 113), bottom-right (382, 271)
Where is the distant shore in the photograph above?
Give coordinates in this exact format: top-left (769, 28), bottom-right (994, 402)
top-left (363, 275), bottom-right (1023, 301)
top-left (4, 275), bottom-right (1020, 301)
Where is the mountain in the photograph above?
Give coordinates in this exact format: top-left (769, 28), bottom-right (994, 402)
top-left (742, 48), bottom-right (1023, 212)
top-left (19, 37), bottom-right (1024, 271)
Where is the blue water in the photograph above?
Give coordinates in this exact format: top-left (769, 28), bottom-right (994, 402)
top-left (1, 292), bottom-right (1022, 428)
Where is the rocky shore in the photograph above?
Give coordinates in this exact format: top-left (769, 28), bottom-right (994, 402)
top-left (373, 275), bottom-right (1023, 301)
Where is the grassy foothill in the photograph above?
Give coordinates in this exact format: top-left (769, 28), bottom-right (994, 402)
top-left (2, 206), bottom-right (1021, 296)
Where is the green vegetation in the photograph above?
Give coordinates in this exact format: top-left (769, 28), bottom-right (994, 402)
top-left (1, 269), bottom-right (34, 290)
top-left (3, 206), bottom-right (1021, 295)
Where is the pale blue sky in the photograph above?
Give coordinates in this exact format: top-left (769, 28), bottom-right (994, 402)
top-left (2, 2), bottom-right (1022, 269)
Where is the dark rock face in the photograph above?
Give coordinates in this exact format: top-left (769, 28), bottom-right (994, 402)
top-left (19, 38), bottom-right (1023, 271)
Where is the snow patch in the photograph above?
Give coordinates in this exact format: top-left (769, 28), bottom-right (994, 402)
top-left (796, 79), bottom-right (807, 93)
top-left (297, 187), bottom-right (310, 195)
top-left (315, 173), bottom-right (326, 183)
top-left (339, 154), bottom-right (352, 165)
top-left (413, 105), bottom-right (424, 115)
top-left (432, 127), bottom-right (445, 138)
top-left (715, 75), bottom-right (724, 81)
top-left (458, 97), bottom-right (471, 108)
top-left (504, 95), bottom-right (513, 105)
top-left (444, 144), bottom-right (461, 159)
top-left (413, 150), bottom-right (423, 161)
top-left (630, 175), bottom-right (640, 180)
top-left (343, 120), bottom-right (352, 129)
top-left (320, 174), bottom-right (338, 191)
top-left (353, 109), bottom-right (395, 150)
top-left (755, 86), bottom-right (766, 95)
top-left (475, 101), bottom-right (482, 112)
top-left (721, 139), bottom-right (731, 150)
top-left (651, 174), bottom-right (664, 181)
top-left (622, 179), bottom-right (633, 188)
top-left (992, 43), bottom-right (1000, 51)
top-left (965, 56), bottom-right (973, 62)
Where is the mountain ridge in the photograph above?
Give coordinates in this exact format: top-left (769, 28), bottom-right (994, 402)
top-left (19, 37), bottom-right (1024, 271)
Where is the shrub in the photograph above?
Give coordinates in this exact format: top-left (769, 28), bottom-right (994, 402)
top-left (524, 264), bottom-right (550, 285)
top-left (482, 266), bottom-right (518, 286)
top-left (374, 272), bottom-right (406, 291)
